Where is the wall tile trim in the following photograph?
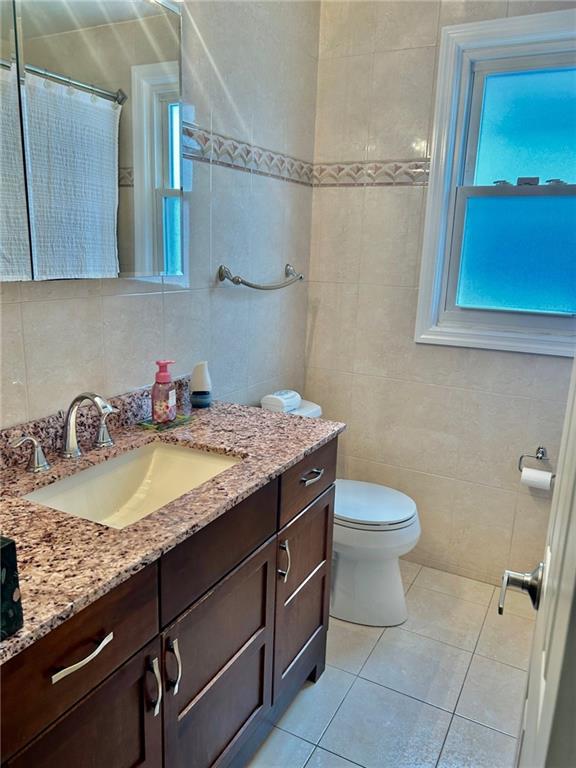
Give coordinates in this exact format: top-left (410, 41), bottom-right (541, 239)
top-left (183, 123), bottom-right (430, 187)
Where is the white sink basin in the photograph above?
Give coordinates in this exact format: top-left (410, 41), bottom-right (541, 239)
top-left (25, 442), bottom-right (240, 529)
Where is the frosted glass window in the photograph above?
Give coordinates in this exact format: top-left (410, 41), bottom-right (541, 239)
top-left (474, 67), bottom-right (576, 185)
top-left (456, 194), bottom-right (576, 315)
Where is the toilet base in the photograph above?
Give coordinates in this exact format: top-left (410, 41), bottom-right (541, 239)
top-left (330, 554), bottom-right (407, 627)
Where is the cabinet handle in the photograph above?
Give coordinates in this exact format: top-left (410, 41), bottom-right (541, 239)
top-left (278, 540), bottom-right (291, 583)
top-left (166, 637), bottom-right (183, 696)
top-left (300, 467), bottom-right (324, 487)
top-left (51, 631), bottom-right (114, 684)
top-left (147, 656), bottom-right (163, 717)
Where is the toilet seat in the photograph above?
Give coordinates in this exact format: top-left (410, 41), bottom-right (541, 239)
top-left (334, 479), bottom-right (417, 532)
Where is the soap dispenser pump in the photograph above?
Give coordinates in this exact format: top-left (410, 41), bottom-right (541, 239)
top-left (152, 360), bottom-right (176, 423)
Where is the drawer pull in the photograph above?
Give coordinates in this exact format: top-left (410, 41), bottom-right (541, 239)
top-left (148, 656), bottom-right (163, 717)
top-left (278, 540), bottom-right (291, 583)
top-left (300, 467), bottom-right (325, 487)
top-left (51, 631), bottom-right (114, 685)
top-left (166, 637), bottom-right (183, 696)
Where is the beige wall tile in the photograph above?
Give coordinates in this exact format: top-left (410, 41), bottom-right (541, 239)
top-left (360, 186), bottom-right (424, 287)
top-left (507, 0), bottom-right (576, 16)
top-left (283, 48), bottom-right (318, 161)
top-left (450, 482), bottom-right (516, 580)
top-left (181, 1), bottom-right (214, 129)
top-left (373, 1), bottom-right (440, 51)
top-left (1, 303), bottom-right (28, 427)
top-left (209, 284), bottom-right (253, 397)
top-left (508, 492), bottom-right (550, 572)
top-left (306, 282), bottom-right (359, 371)
top-left (452, 389), bottom-right (530, 490)
top-left (368, 46), bottom-right (435, 159)
top-left (211, 164), bottom-right (252, 277)
top-left (315, 54), bottom-right (373, 162)
top-left (182, 159), bottom-right (212, 290)
top-left (162, 289), bottom-right (211, 380)
top-left (319, 2), bottom-right (376, 58)
top-left (250, 175), bottom-right (287, 282)
top-left (196, 2), bottom-right (255, 142)
top-left (439, 0), bottom-right (508, 27)
top-left (353, 285), bottom-right (419, 377)
top-left (347, 376), bottom-right (461, 477)
top-left (101, 293), bottom-right (163, 395)
top-left (22, 297), bottom-right (105, 419)
top-left (0, 283), bottom-right (22, 303)
top-left (310, 188), bottom-right (364, 283)
top-left (346, 457), bottom-right (456, 566)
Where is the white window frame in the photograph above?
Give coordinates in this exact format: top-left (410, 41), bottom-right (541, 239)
top-left (415, 10), bottom-right (576, 357)
top-left (131, 61), bottom-right (180, 276)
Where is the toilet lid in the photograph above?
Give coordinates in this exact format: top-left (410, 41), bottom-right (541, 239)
top-left (334, 479), bottom-right (417, 530)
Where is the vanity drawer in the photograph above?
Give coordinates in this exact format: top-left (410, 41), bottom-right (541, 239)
top-left (160, 479), bottom-right (278, 626)
top-left (279, 439), bottom-right (337, 528)
top-left (1, 564), bottom-right (159, 762)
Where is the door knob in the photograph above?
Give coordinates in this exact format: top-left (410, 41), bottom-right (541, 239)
top-left (498, 562), bottom-right (544, 615)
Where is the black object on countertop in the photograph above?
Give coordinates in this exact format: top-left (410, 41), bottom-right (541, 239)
top-left (1, 536), bottom-right (23, 641)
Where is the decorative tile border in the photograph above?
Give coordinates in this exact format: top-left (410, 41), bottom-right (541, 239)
top-left (313, 159), bottom-right (429, 186)
top-left (183, 124), bottom-right (314, 186)
top-left (118, 167), bottom-right (134, 187)
top-left (182, 122), bottom-right (429, 188)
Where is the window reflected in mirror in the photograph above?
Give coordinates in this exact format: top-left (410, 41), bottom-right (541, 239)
top-left (3, 0), bottom-right (181, 282)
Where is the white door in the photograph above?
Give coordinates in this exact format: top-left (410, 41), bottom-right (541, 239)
top-left (514, 362), bottom-right (576, 767)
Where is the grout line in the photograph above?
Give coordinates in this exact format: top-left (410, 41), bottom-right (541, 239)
top-left (352, 675), bottom-right (457, 717)
top-left (303, 744), bottom-right (367, 768)
top-left (305, 363), bottom-right (562, 405)
top-left (454, 713), bottom-right (522, 740)
top-left (408, 582), bottom-right (495, 608)
top-left (434, 592), bottom-right (494, 767)
top-left (473, 649), bottom-right (530, 674)
top-left (356, 627), bottom-right (388, 678)
top-left (274, 724), bottom-right (318, 748)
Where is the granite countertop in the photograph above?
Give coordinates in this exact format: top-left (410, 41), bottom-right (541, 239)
top-left (0, 402), bottom-right (345, 665)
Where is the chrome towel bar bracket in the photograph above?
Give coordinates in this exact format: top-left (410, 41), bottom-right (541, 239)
top-left (218, 263), bottom-right (304, 290)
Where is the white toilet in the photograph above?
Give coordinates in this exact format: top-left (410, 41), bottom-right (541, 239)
top-left (332, 479), bottom-right (420, 626)
top-left (260, 393), bottom-right (421, 626)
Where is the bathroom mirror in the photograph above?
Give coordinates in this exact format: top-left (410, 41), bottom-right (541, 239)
top-left (0, 0), bottom-right (33, 281)
top-left (10, 0), bottom-right (181, 281)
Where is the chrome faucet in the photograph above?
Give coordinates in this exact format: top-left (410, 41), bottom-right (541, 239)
top-left (61, 393), bottom-right (118, 459)
top-left (10, 435), bottom-right (51, 473)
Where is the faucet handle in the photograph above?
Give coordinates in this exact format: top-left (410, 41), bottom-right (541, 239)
top-left (95, 407), bottom-right (119, 449)
top-left (10, 435), bottom-right (51, 473)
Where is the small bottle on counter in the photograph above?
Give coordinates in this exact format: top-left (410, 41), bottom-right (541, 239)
top-left (190, 360), bottom-right (212, 408)
top-left (152, 360), bottom-right (177, 423)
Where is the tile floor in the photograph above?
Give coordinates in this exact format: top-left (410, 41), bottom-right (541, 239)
top-left (249, 561), bottom-right (535, 768)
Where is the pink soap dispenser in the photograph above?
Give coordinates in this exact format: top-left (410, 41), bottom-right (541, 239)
top-left (152, 360), bottom-right (176, 423)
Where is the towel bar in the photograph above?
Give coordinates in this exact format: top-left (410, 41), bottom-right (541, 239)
top-left (218, 263), bottom-right (304, 290)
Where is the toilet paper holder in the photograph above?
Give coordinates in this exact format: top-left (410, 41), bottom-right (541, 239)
top-left (518, 445), bottom-right (550, 472)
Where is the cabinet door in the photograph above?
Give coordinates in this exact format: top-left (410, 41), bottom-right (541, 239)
top-left (163, 538), bottom-right (276, 768)
top-left (6, 638), bottom-right (163, 768)
top-left (274, 486), bottom-right (334, 703)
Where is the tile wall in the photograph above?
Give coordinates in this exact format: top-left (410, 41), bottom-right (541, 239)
top-left (0, 1), bottom-right (320, 427)
top-left (2, 0), bottom-right (574, 587)
top-left (305, 0), bottom-right (576, 584)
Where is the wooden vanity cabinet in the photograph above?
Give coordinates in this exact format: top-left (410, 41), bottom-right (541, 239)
top-left (162, 538), bottom-right (277, 768)
top-left (2, 438), bottom-right (338, 768)
top-left (273, 486), bottom-right (334, 705)
top-left (6, 638), bottom-right (163, 768)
